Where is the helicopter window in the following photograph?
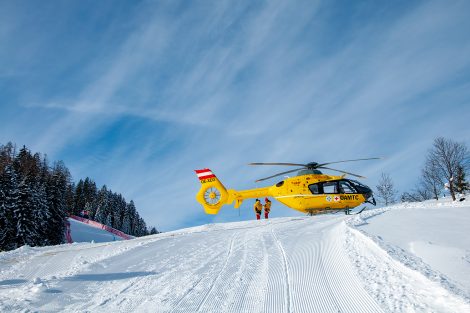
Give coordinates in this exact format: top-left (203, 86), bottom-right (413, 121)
top-left (350, 179), bottom-right (367, 189)
top-left (323, 181), bottom-right (339, 194)
top-left (308, 183), bottom-right (320, 194)
top-left (348, 179), bottom-right (369, 193)
top-left (339, 181), bottom-right (356, 194)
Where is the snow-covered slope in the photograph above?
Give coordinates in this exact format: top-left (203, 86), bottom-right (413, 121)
top-left (69, 218), bottom-right (124, 243)
top-left (1, 200), bottom-right (469, 313)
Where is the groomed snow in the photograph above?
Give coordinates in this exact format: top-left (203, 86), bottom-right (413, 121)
top-left (1, 199), bottom-right (469, 312)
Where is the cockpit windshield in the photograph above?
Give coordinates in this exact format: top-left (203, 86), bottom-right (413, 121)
top-left (348, 179), bottom-right (371, 194)
top-left (349, 179), bottom-right (367, 189)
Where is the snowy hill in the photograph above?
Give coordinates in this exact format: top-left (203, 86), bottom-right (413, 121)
top-left (1, 199), bottom-right (470, 312)
top-left (68, 218), bottom-right (124, 243)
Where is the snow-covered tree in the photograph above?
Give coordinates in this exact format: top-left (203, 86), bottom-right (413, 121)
top-left (1, 142), bottom-right (154, 250)
top-left (15, 178), bottom-right (40, 247)
top-left (32, 182), bottom-right (51, 245)
top-left (0, 142), bottom-right (16, 173)
top-left (121, 213), bottom-right (132, 234)
top-left (0, 164), bottom-right (18, 251)
top-left (84, 201), bottom-right (93, 217)
top-left (105, 213), bottom-right (112, 227)
top-left (82, 177), bottom-right (97, 216)
top-left (45, 168), bottom-right (68, 245)
top-left (95, 185), bottom-right (109, 224)
top-left (73, 179), bottom-right (85, 215)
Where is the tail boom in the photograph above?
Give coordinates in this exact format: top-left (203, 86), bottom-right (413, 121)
top-left (195, 169), bottom-right (271, 214)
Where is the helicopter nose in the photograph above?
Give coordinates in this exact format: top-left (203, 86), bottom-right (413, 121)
top-left (347, 179), bottom-right (375, 204)
top-left (363, 187), bottom-right (376, 205)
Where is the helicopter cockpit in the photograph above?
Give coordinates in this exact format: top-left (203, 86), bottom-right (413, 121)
top-left (308, 179), bottom-right (376, 205)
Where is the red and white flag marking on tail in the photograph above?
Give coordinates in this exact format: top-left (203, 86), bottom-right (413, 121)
top-left (195, 168), bottom-right (216, 180)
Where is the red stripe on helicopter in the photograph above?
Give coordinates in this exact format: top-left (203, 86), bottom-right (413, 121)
top-left (195, 169), bottom-right (216, 180)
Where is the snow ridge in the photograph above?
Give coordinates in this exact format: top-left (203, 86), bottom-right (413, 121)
top-left (345, 200), bottom-right (470, 312)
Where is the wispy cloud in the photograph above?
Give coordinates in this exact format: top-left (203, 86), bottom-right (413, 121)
top-left (1, 1), bottom-right (469, 230)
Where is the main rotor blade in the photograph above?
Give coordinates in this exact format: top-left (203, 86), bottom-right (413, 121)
top-left (317, 157), bottom-right (381, 167)
top-left (319, 166), bottom-right (366, 178)
top-left (249, 162), bottom-right (307, 167)
top-left (255, 168), bottom-right (304, 182)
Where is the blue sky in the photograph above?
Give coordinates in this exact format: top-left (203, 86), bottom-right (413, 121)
top-left (1, 0), bottom-right (469, 231)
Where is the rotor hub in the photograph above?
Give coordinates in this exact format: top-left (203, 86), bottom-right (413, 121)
top-left (306, 162), bottom-right (319, 169)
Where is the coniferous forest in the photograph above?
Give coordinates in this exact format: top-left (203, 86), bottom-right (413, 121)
top-left (0, 142), bottom-right (157, 252)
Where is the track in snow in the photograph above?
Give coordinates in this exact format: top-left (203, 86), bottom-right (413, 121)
top-left (271, 228), bottom-right (291, 313)
top-left (1, 214), bottom-right (469, 312)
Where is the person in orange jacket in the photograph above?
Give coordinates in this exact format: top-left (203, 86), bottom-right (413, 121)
top-left (264, 198), bottom-right (271, 219)
top-left (254, 199), bottom-right (263, 220)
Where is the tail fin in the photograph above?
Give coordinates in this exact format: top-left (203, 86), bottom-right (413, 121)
top-left (194, 169), bottom-right (229, 214)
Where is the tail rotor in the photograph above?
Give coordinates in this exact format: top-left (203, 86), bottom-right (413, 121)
top-left (195, 169), bottom-right (229, 214)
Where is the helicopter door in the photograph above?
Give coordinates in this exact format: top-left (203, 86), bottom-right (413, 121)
top-left (322, 181), bottom-right (342, 208)
top-left (305, 182), bottom-right (325, 209)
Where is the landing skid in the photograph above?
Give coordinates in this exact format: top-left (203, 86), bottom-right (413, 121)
top-left (345, 207), bottom-right (367, 215)
top-left (306, 207), bottom-right (367, 216)
top-left (354, 207), bottom-right (367, 215)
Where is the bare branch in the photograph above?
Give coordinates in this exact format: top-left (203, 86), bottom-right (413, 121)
top-left (426, 137), bottom-right (469, 200)
top-left (376, 172), bottom-right (398, 206)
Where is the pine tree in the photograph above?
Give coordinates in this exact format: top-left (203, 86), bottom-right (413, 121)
top-left (121, 213), bottom-right (131, 234)
top-left (455, 165), bottom-right (469, 194)
top-left (95, 185), bottom-right (109, 224)
top-left (105, 213), bottom-right (112, 227)
top-left (15, 178), bottom-right (40, 247)
top-left (107, 192), bottom-right (117, 228)
top-left (73, 179), bottom-right (85, 215)
top-left (0, 142), bottom-right (16, 173)
top-left (113, 194), bottom-right (126, 230)
top-left (83, 201), bottom-right (93, 218)
top-left (82, 177), bottom-right (97, 216)
top-left (0, 164), bottom-right (19, 251)
top-left (45, 171), bottom-right (67, 245)
top-left (31, 181), bottom-right (51, 246)
top-left (127, 200), bottom-right (137, 235)
top-left (65, 182), bottom-right (75, 215)
top-left (121, 200), bottom-right (134, 234)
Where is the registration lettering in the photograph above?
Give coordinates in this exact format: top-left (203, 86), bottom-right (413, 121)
top-left (200, 177), bottom-right (216, 184)
top-left (340, 195), bottom-right (359, 201)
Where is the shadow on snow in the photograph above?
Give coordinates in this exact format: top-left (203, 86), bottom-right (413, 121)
top-left (64, 271), bottom-right (157, 281)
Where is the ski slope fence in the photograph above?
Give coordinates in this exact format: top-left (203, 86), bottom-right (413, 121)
top-left (69, 215), bottom-right (134, 240)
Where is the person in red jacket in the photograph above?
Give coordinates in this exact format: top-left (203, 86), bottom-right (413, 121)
top-left (264, 198), bottom-right (271, 219)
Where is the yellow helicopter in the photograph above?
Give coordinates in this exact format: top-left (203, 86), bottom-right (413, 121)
top-left (194, 158), bottom-right (379, 215)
